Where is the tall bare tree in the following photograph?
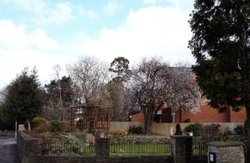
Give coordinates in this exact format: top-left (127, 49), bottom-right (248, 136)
top-left (132, 57), bottom-right (170, 133)
top-left (68, 57), bottom-right (109, 106)
top-left (131, 58), bottom-right (201, 133)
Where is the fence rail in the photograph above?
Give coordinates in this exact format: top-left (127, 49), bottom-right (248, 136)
top-left (192, 141), bottom-right (208, 163)
top-left (192, 142), bottom-right (207, 155)
top-left (41, 138), bottom-right (208, 158)
top-left (41, 141), bottom-right (95, 155)
top-left (41, 141), bottom-right (171, 156)
top-left (110, 142), bottom-right (171, 155)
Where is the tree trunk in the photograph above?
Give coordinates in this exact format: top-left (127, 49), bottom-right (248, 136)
top-left (246, 105), bottom-right (250, 163)
top-left (144, 114), bottom-right (153, 134)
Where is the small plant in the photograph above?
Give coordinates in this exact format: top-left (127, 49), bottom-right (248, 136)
top-left (128, 125), bottom-right (144, 134)
top-left (34, 122), bottom-right (52, 133)
top-left (184, 123), bottom-right (202, 136)
top-left (32, 117), bottom-right (48, 128)
top-left (111, 129), bottom-right (128, 136)
top-left (51, 120), bottom-right (60, 132)
top-left (234, 125), bottom-right (244, 135)
top-left (200, 124), bottom-right (221, 142)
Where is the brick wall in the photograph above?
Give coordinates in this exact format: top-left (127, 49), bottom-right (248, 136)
top-left (175, 105), bottom-right (246, 123)
top-left (17, 131), bottom-right (173, 163)
top-left (17, 132), bottom-right (42, 163)
top-left (229, 107), bottom-right (246, 122)
top-left (176, 105), bottom-right (229, 122)
top-left (35, 156), bottom-right (173, 163)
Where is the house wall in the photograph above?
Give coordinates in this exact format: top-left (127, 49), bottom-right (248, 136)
top-left (131, 104), bottom-right (246, 123)
top-left (229, 108), bottom-right (246, 122)
top-left (174, 105), bottom-right (246, 123)
top-left (130, 113), bottom-right (144, 122)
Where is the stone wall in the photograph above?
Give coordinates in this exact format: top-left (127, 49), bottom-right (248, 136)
top-left (17, 132), bottom-right (42, 163)
top-left (208, 141), bottom-right (245, 163)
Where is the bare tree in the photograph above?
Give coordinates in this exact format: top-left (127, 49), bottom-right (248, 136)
top-left (131, 57), bottom-right (170, 134)
top-left (53, 64), bottom-right (64, 119)
top-left (131, 58), bottom-right (201, 133)
top-left (68, 57), bottom-right (110, 106)
top-left (165, 63), bottom-right (201, 114)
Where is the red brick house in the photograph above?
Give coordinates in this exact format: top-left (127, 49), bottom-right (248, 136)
top-left (131, 102), bottom-right (246, 123)
top-left (131, 67), bottom-right (247, 123)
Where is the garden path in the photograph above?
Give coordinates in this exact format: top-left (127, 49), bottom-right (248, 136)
top-left (0, 136), bottom-right (20, 163)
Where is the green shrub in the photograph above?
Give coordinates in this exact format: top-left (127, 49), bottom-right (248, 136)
top-left (51, 120), bottom-right (60, 132)
top-left (110, 129), bottom-right (128, 136)
top-left (34, 122), bottom-right (52, 133)
top-left (32, 117), bottom-right (48, 128)
top-left (234, 125), bottom-right (244, 135)
top-left (184, 123), bottom-right (202, 136)
top-left (200, 124), bottom-right (221, 142)
top-left (128, 125), bottom-right (144, 134)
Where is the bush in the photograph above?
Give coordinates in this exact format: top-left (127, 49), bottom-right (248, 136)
top-left (184, 123), bottom-right (202, 136)
top-left (128, 125), bottom-right (144, 134)
top-left (200, 124), bottom-right (221, 142)
top-left (59, 121), bottom-right (70, 132)
top-left (32, 117), bottom-right (48, 128)
top-left (234, 125), bottom-right (244, 135)
top-left (51, 120), bottom-right (60, 132)
top-left (110, 129), bottom-right (128, 136)
top-left (34, 122), bottom-right (52, 133)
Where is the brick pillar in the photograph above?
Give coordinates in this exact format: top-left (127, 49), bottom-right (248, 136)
top-left (95, 137), bottom-right (110, 157)
top-left (171, 135), bottom-right (192, 163)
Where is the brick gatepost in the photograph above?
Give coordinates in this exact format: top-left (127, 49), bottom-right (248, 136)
top-left (171, 135), bottom-right (193, 163)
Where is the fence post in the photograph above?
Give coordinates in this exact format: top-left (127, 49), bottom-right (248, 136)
top-left (95, 137), bottom-right (110, 157)
top-left (171, 135), bottom-right (192, 163)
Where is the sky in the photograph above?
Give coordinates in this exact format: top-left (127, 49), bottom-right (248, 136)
top-left (0, 0), bottom-right (195, 89)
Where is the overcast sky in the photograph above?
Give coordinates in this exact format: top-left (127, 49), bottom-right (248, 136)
top-left (0, 0), bottom-right (195, 89)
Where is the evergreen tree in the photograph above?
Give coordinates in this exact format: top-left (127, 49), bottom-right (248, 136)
top-left (108, 57), bottom-right (131, 121)
top-left (2, 68), bottom-right (45, 124)
top-left (44, 76), bottom-right (74, 120)
top-left (189, 0), bottom-right (250, 160)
